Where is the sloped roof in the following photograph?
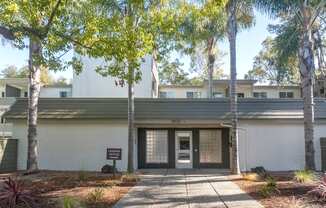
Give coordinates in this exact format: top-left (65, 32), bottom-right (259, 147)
top-left (4, 98), bottom-right (326, 120)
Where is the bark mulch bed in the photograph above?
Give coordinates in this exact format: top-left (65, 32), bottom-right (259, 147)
top-left (232, 172), bottom-right (325, 208)
top-left (0, 170), bottom-right (137, 208)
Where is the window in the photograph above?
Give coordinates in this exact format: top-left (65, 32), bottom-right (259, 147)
top-left (59, 91), bottom-right (68, 98)
top-left (320, 87), bottom-right (325, 95)
top-left (237, 93), bottom-right (245, 98)
top-left (199, 130), bottom-right (222, 163)
top-left (146, 130), bottom-right (168, 163)
top-left (159, 91), bottom-right (175, 98)
top-left (213, 92), bottom-right (224, 98)
top-left (1, 92), bottom-right (4, 98)
top-left (24, 91), bottom-right (28, 97)
top-left (279, 91), bottom-right (294, 98)
top-left (253, 92), bottom-right (267, 98)
top-left (186, 91), bottom-right (201, 99)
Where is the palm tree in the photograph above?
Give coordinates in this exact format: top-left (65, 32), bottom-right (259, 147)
top-left (226, 0), bottom-right (254, 174)
top-left (254, 0), bottom-right (326, 170)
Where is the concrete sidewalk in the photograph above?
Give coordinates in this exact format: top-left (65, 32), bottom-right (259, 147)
top-left (114, 169), bottom-right (263, 208)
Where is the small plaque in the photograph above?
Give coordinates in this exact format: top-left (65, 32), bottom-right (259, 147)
top-left (107, 148), bottom-right (122, 160)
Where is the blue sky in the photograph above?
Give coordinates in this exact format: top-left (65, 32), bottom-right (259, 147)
top-left (0, 11), bottom-right (274, 80)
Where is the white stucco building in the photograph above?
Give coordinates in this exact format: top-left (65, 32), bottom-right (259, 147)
top-left (1, 55), bottom-right (326, 173)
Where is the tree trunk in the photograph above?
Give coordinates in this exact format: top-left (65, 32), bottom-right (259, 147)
top-left (27, 37), bottom-right (42, 172)
top-left (127, 67), bottom-right (135, 173)
top-left (227, 0), bottom-right (240, 174)
top-left (299, 3), bottom-right (315, 170)
top-left (207, 37), bottom-right (215, 99)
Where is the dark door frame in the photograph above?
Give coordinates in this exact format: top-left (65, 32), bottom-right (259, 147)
top-left (137, 128), bottom-right (230, 169)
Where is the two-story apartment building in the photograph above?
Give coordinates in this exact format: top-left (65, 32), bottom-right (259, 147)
top-left (159, 80), bottom-right (302, 99)
top-left (2, 55), bottom-right (326, 173)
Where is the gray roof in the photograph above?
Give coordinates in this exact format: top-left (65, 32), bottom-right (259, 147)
top-left (4, 98), bottom-right (326, 120)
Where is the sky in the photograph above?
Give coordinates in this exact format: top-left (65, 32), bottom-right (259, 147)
top-left (0, 11), bottom-right (275, 80)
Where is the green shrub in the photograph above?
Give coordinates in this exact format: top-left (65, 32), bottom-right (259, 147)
top-left (121, 174), bottom-right (139, 183)
top-left (294, 170), bottom-right (315, 183)
top-left (86, 188), bottom-right (105, 204)
top-left (62, 196), bottom-right (78, 208)
top-left (259, 176), bottom-right (280, 197)
top-left (77, 171), bottom-right (88, 181)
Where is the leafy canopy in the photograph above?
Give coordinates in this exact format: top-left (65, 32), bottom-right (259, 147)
top-left (0, 0), bottom-right (94, 72)
top-left (81, 0), bottom-right (184, 84)
top-left (245, 37), bottom-right (300, 85)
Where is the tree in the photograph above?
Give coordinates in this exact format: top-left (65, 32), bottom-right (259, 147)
top-left (0, 0), bottom-right (91, 172)
top-left (254, 0), bottom-right (326, 170)
top-left (159, 59), bottom-right (191, 85)
top-left (84, 0), bottom-right (180, 173)
top-left (1, 65), bottom-right (55, 85)
top-left (224, 0), bottom-right (254, 174)
top-left (245, 37), bottom-right (300, 84)
top-left (177, 0), bottom-right (227, 98)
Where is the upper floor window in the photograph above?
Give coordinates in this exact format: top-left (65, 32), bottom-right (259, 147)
top-left (60, 91), bottom-right (68, 98)
top-left (186, 91), bottom-right (201, 99)
top-left (213, 92), bottom-right (224, 98)
top-left (279, 91), bottom-right (294, 98)
top-left (1, 92), bottom-right (4, 98)
top-left (24, 91), bottom-right (28, 97)
top-left (159, 91), bottom-right (175, 98)
top-left (253, 92), bottom-right (267, 98)
top-left (237, 93), bottom-right (245, 98)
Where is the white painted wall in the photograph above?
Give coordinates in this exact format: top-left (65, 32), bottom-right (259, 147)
top-left (159, 87), bottom-right (206, 98)
top-left (12, 120), bottom-right (131, 171)
top-left (40, 87), bottom-right (72, 98)
top-left (72, 55), bottom-right (157, 98)
top-left (238, 120), bottom-right (306, 171)
top-left (253, 86), bottom-right (301, 98)
top-left (314, 123), bottom-right (326, 171)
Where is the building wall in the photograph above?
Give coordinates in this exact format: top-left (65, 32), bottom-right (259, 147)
top-left (159, 87), bottom-right (206, 98)
top-left (253, 86), bottom-right (301, 98)
top-left (313, 123), bottom-right (326, 171)
top-left (238, 120), bottom-right (326, 171)
top-left (12, 120), bottom-right (133, 171)
top-left (10, 118), bottom-right (326, 172)
top-left (238, 120), bottom-right (305, 171)
top-left (72, 55), bottom-right (157, 98)
top-left (40, 87), bottom-right (72, 98)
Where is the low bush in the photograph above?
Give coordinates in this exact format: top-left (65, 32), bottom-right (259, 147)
top-left (86, 188), bottom-right (105, 204)
top-left (308, 175), bottom-right (326, 202)
top-left (284, 197), bottom-right (306, 208)
top-left (259, 176), bottom-right (280, 197)
top-left (294, 170), bottom-right (315, 183)
top-left (121, 174), bottom-right (139, 183)
top-left (0, 177), bottom-right (37, 208)
top-left (62, 196), bottom-right (79, 208)
top-left (77, 171), bottom-right (89, 181)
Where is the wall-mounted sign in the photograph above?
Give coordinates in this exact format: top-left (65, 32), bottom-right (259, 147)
top-left (107, 148), bottom-right (122, 160)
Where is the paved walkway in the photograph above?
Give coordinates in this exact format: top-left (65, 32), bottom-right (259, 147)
top-left (114, 169), bottom-right (263, 208)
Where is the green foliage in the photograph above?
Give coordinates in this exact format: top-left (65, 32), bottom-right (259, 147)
top-left (77, 171), bottom-right (89, 181)
top-left (86, 188), bottom-right (105, 204)
top-left (0, 0), bottom-right (93, 72)
top-left (1, 65), bottom-right (55, 84)
top-left (159, 59), bottom-right (190, 85)
top-left (245, 37), bottom-right (300, 84)
top-left (294, 170), bottom-right (315, 183)
top-left (259, 176), bottom-right (280, 197)
top-left (62, 196), bottom-right (79, 208)
top-left (83, 0), bottom-right (182, 84)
